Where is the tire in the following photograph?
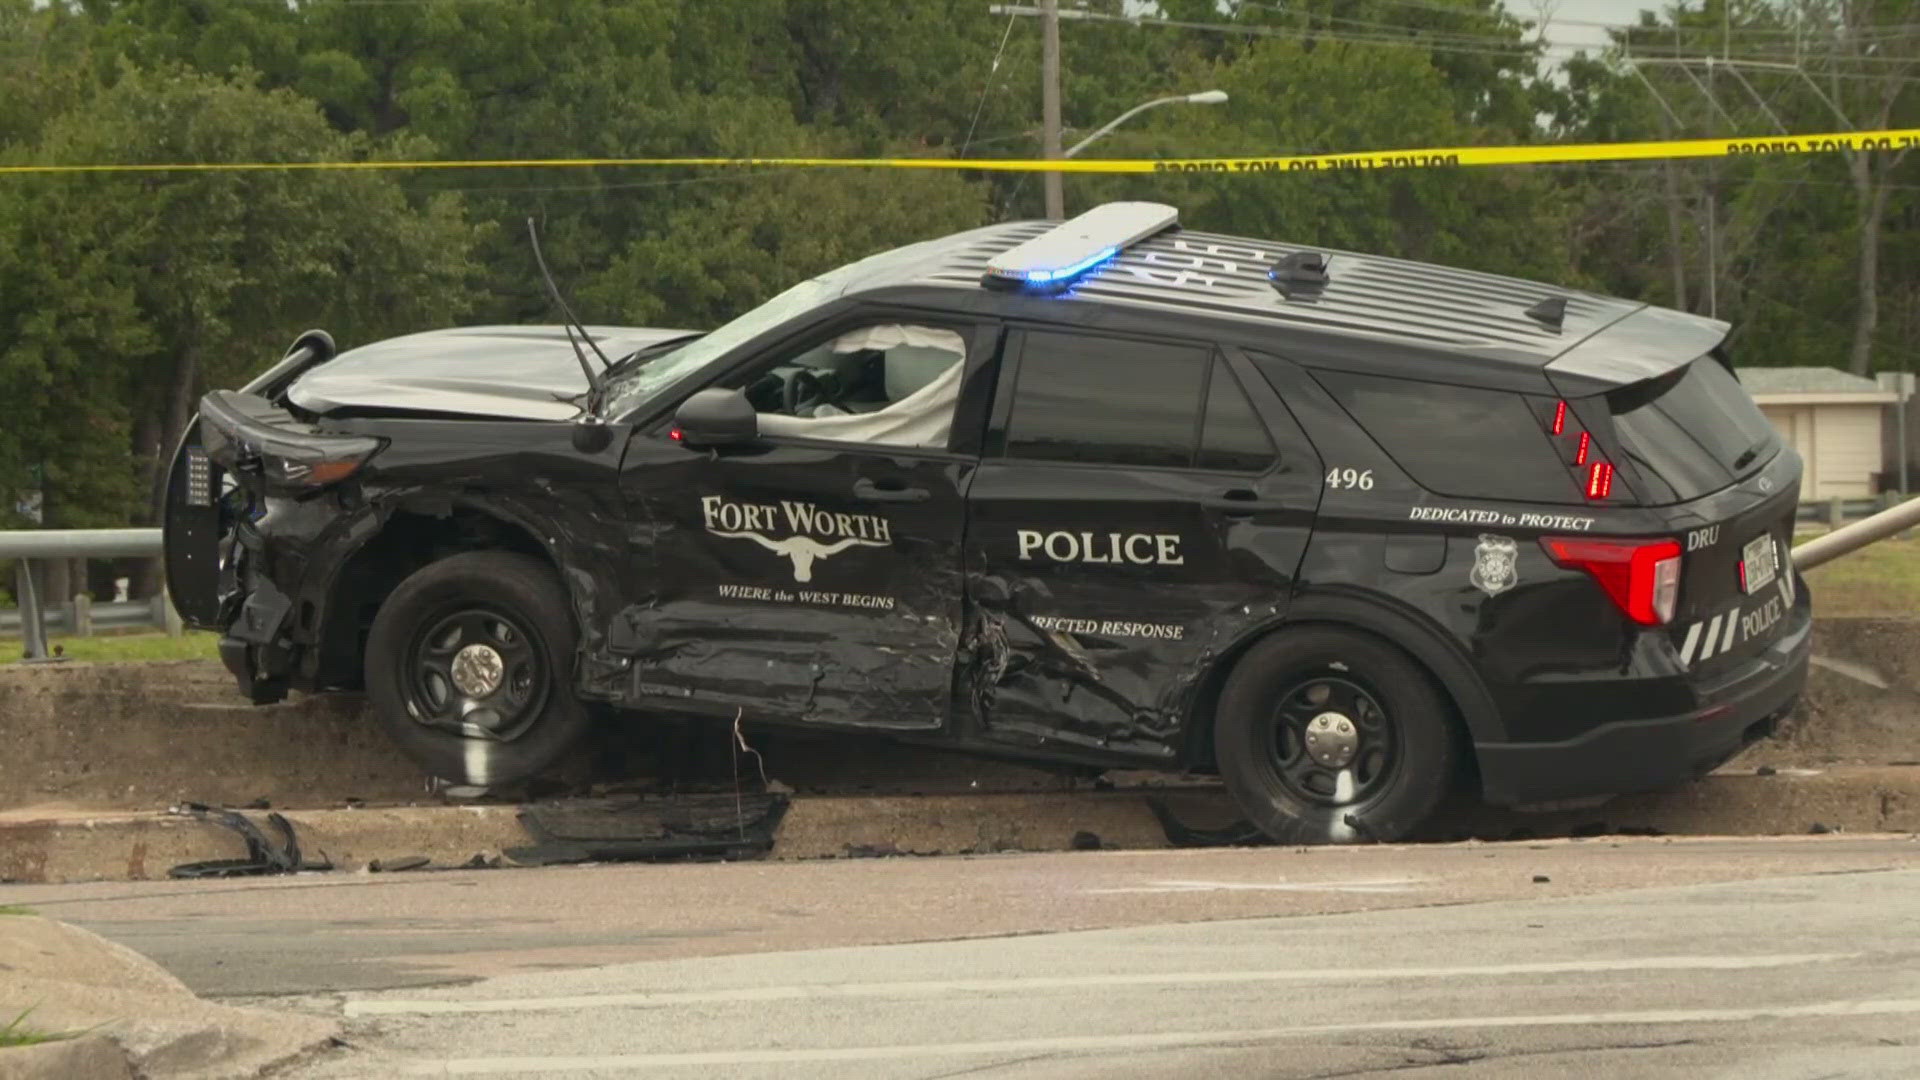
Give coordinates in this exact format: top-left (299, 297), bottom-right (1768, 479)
top-left (365, 551), bottom-right (591, 787)
top-left (1213, 626), bottom-right (1457, 845)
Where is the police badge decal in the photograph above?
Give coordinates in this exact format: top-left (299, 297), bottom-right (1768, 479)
top-left (1469, 534), bottom-right (1518, 597)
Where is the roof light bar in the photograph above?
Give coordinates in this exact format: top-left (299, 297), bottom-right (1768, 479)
top-left (983, 201), bottom-right (1179, 292)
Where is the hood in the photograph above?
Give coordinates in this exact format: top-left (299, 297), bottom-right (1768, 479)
top-left (285, 325), bottom-right (697, 421)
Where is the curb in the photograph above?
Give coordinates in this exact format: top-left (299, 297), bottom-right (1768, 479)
top-left (3, 768), bottom-right (1917, 884)
top-left (0, 914), bottom-right (337, 1078)
top-left (0, 1035), bottom-right (132, 1080)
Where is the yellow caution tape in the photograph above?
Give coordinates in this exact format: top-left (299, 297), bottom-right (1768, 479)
top-left (2, 128), bottom-right (1915, 176)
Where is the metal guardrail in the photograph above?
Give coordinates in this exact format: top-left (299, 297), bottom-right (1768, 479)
top-left (3, 528), bottom-right (168, 660)
top-left (0, 597), bottom-right (180, 636)
top-left (4, 492), bottom-right (1918, 660)
top-left (1794, 495), bottom-right (1909, 526)
top-left (1793, 492), bottom-right (1920, 572)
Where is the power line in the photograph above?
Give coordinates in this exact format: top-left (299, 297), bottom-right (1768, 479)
top-left (991, 4), bottom-right (1920, 75)
top-left (959, 11), bottom-right (1022, 159)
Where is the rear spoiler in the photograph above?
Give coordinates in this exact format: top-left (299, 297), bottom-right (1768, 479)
top-left (1544, 305), bottom-right (1731, 399)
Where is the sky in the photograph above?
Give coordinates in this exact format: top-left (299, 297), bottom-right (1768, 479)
top-left (1502, 0), bottom-right (1650, 57)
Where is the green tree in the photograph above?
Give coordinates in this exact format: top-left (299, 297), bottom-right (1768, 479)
top-left (0, 66), bottom-right (484, 540)
top-left (1069, 36), bottom-right (1571, 281)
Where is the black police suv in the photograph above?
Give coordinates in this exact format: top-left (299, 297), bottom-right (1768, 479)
top-left (164, 201), bottom-right (1810, 844)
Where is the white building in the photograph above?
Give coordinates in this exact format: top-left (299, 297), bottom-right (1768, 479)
top-left (1739, 367), bottom-right (1898, 501)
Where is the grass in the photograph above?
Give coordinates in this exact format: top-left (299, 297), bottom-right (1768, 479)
top-left (1795, 530), bottom-right (1920, 617)
top-left (0, 1009), bottom-right (70, 1049)
top-left (0, 906), bottom-right (34, 916)
top-left (1, 629), bottom-right (219, 665)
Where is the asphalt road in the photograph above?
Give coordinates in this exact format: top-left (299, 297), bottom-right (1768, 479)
top-left (9, 837), bottom-right (1920, 1077)
top-left (297, 854), bottom-right (1920, 1078)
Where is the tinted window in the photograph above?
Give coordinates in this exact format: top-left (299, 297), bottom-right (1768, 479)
top-left (1197, 360), bottom-right (1276, 473)
top-left (1004, 332), bottom-right (1207, 469)
top-left (1312, 370), bottom-right (1579, 502)
top-left (1611, 358), bottom-right (1779, 503)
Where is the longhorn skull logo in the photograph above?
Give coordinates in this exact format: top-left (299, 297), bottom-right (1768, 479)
top-left (709, 530), bottom-right (889, 583)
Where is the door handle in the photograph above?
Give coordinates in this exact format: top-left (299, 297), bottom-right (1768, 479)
top-left (853, 478), bottom-right (931, 503)
top-left (1204, 488), bottom-right (1275, 515)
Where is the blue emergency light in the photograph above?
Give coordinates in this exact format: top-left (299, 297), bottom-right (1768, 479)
top-left (983, 201), bottom-right (1180, 292)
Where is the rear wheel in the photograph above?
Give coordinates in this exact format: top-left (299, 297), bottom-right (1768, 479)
top-left (1214, 626), bottom-right (1456, 844)
top-left (366, 551), bottom-right (591, 787)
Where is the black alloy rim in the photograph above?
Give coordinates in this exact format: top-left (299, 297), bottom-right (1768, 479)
top-left (403, 605), bottom-right (547, 741)
top-left (1265, 671), bottom-right (1396, 806)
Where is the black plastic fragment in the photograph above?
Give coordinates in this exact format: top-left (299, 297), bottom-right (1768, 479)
top-left (1145, 796), bottom-right (1272, 848)
top-left (168, 804), bottom-right (330, 878)
top-left (506, 792), bottom-right (790, 865)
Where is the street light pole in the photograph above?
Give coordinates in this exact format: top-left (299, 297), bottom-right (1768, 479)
top-left (1063, 90), bottom-right (1229, 158)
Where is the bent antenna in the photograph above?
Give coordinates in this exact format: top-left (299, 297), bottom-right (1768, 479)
top-left (526, 217), bottom-right (613, 413)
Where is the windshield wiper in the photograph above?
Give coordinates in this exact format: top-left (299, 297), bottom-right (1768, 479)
top-left (526, 217), bottom-right (613, 414)
top-left (606, 334), bottom-right (704, 377)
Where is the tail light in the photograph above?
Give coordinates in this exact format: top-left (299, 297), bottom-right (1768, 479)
top-left (1542, 537), bottom-right (1682, 625)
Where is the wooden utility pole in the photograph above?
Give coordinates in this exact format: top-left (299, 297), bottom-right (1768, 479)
top-left (1040, 0), bottom-right (1064, 219)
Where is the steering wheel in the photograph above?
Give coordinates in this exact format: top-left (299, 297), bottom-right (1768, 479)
top-left (782, 367), bottom-right (827, 415)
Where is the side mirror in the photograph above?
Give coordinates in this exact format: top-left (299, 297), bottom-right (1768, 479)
top-left (673, 388), bottom-right (758, 448)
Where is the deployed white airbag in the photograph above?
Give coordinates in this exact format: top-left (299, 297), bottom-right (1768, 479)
top-left (757, 325), bottom-right (966, 448)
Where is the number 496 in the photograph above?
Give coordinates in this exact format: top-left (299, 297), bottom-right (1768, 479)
top-left (1325, 467), bottom-right (1374, 490)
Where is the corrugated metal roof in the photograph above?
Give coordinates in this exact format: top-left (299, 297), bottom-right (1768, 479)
top-left (899, 221), bottom-right (1644, 357)
top-left (1737, 366), bottom-right (1886, 396)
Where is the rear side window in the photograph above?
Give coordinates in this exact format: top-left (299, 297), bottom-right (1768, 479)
top-left (1310, 370), bottom-right (1580, 502)
top-left (1197, 360), bottom-right (1276, 473)
top-left (1003, 331), bottom-right (1208, 469)
top-left (1610, 358), bottom-right (1778, 503)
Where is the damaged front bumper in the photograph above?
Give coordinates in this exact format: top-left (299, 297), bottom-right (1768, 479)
top-left (165, 387), bottom-right (382, 704)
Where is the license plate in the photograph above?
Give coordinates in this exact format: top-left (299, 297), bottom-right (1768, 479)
top-left (1742, 533), bottom-right (1778, 594)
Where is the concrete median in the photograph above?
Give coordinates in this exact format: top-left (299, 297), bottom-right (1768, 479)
top-left (0, 912), bottom-right (335, 1078)
top-left (1, 618), bottom-right (1915, 885)
top-left (2, 770), bottom-right (1918, 885)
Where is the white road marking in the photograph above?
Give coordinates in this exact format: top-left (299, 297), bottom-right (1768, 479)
top-left (395, 994), bottom-right (1920, 1074)
top-left (349, 953), bottom-right (1849, 1017)
top-left (1678, 621), bottom-right (1704, 666)
top-left (1084, 877), bottom-right (1423, 895)
top-left (1811, 654), bottom-right (1889, 689)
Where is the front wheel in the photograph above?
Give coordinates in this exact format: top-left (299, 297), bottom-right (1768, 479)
top-left (365, 551), bottom-right (592, 787)
top-left (1213, 626), bottom-right (1457, 845)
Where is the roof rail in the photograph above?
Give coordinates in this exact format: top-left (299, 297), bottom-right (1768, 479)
top-left (982, 201), bottom-right (1179, 292)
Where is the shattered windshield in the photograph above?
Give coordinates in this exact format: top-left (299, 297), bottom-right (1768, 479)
top-left (603, 273), bottom-right (845, 417)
